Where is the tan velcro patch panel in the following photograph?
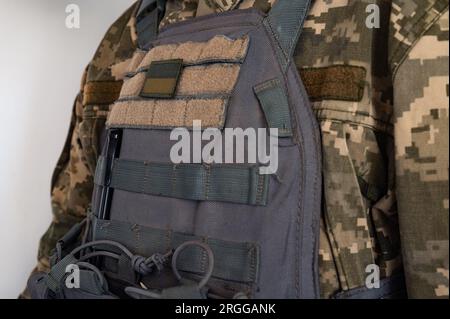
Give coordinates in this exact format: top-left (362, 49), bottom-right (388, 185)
top-left (136, 35), bottom-right (249, 70)
top-left (110, 35), bottom-right (248, 130)
top-left (120, 73), bottom-right (146, 97)
top-left (83, 81), bottom-right (123, 105)
top-left (177, 64), bottom-right (240, 95)
top-left (125, 50), bottom-right (147, 74)
top-left (107, 99), bottom-right (227, 129)
top-left (300, 65), bottom-right (367, 102)
top-left (120, 64), bottom-right (240, 98)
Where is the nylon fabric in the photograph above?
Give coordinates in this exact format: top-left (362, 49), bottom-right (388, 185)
top-left (94, 157), bottom-right (269, 206)
top-left (93, 216), bottom-right (260, 284)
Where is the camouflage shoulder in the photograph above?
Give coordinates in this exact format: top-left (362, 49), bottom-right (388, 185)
top-left (389, 0), bottom-right (449, 76)
top-left (87, 1), bottom-right (139, 83)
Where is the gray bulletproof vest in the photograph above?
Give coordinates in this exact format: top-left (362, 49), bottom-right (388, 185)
top-left (32, 0), bottom-right (322, 299)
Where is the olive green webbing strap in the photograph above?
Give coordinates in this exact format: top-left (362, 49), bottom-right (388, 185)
top-left (267, 0), bottom-right (312, 67)
top-left (95, 157), bottom-right (269, 206)
top-left (93, 216), bottom-right (259, 283)
top-left (137, 0), bottom-right (311, 54)
top-left (254, 78), bottom-right (293, 137)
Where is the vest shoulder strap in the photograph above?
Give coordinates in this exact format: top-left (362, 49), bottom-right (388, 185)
top-left (135, 0), bottom-right (311, 59)
top-left (267, 0), bottom-right (312, 64)
top-left (136, 0), bottom-right (167, 48)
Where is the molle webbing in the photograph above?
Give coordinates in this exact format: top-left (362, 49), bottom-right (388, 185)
top-left (93, 216), bottom-right (260, 283)
top-left (94, 157), bottom-right (270, 206)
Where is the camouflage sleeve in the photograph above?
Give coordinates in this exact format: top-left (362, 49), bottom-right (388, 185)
top-left (20, 3), bottom-right (139, 299)
top-left (392, 9), bottom-right (449, 299)
top-left (36, 72), bottom-right (94, 274)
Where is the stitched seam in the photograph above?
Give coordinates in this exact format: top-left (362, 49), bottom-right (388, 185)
top-left (127, 61), bottom-right (242, 78)
top-left (391, 4), bottom-right (449, 79)
top-left (127, 59), bottom-right (245, 77)
top-left (316, 116), bottom-right (393, 136)
top-left (263, 18), bottom-right (304, 295)
top-left (118, 93), bottom-right (232, 102)
top-left (281, 68), bottom-right (302, 298)
top-left (313, 107), bottom-right (393, 128)
top-left (390, 4), bottom-right (445, 60)
top-left (264, 18), bottom-right (289, 70)
top-left (249, 245), bottom-right (256, 283)
top-left (290, 61), bottom-right (322, 298)
top-left (205, 166), bottom-right (211, 200)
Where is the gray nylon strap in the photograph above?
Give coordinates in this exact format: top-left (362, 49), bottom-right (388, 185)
top-left (254, 78), bottom-right (293, 137)
top-left (77, 269), bottom-right (106, 296)
top-left (94, 157), bottom-right (269, 206)
top-left (93, 216), bottom-right (260, 284)
top-left (136, 0), bottom-right (167, 48)
top-left (267, 0), bottom-right (311, 66)
top-left (57, 219), bottom-right (86, 249)
top-left (137, 0), bottom-right (160, 18)
top-left (45, 254), bottom-right (78, 293)
top-left (136, 9), bottom-right (158, 48)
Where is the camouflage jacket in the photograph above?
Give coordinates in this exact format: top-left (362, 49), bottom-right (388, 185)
top-left (27, 0), bottom-right (449, 299)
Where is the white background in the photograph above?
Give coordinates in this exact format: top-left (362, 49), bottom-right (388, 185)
top-left (0, 0), bottom-right (134, 298)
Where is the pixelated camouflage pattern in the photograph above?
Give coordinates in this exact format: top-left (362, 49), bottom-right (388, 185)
top-left (295, 0), bottom-right (448, 299)
top-left (160, 0), bottom-right (276, 27)
top-left (26, 0), bottom-right (449, 299)
top-left (294, 0), bottom-right (401, 298)
top-left (87, 4), bottom-right (139, 82)
top-left (160, 0), bottom-right (198, 28)
top-left (393, 8), bottom-right (449, 299)
top-left (319, 217), bottom-right (341, 295)
top-left (389, 0), bottom-right (449, 75)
